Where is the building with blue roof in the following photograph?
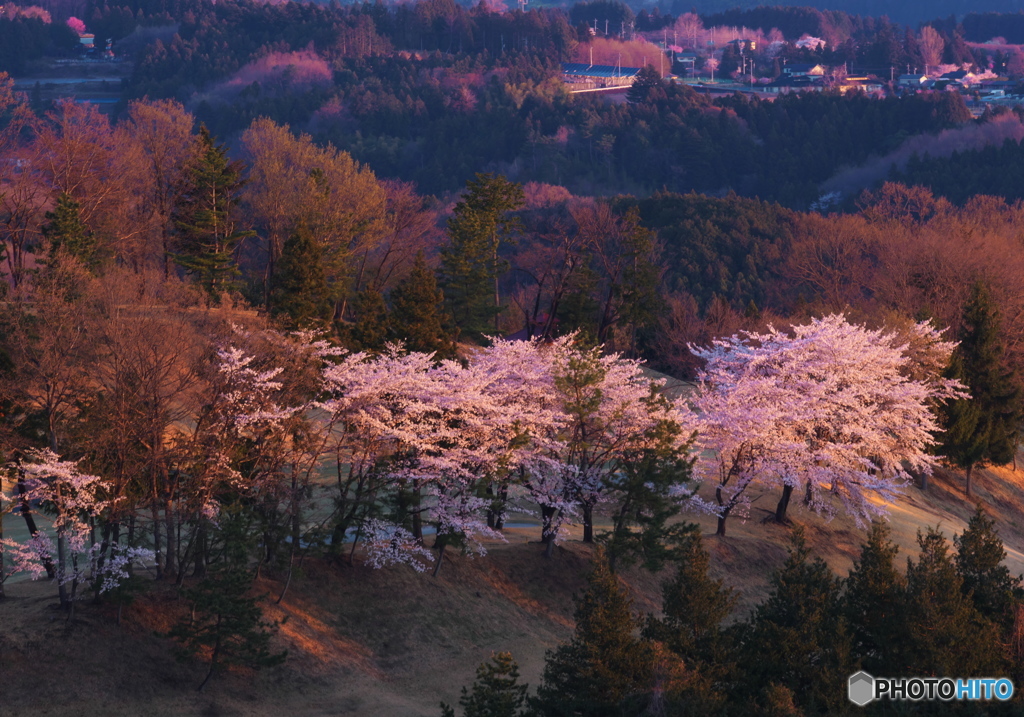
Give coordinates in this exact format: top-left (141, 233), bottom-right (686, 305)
top-left (561, 62), bottom-right (642, 89)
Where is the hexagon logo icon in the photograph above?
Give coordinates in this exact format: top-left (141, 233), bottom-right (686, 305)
top-left (848, 671), bottom-right (874, 706)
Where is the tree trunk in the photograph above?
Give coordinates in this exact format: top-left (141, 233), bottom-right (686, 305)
top-left (486, 484), bottom-right (497, 529)
top-left (16, 475), bottom-right (55, 579)
top-left (150, 502), bottom-right (163, 580)
top-left (164, 495), bottom-right (177, 579)
top-left (920, 471), bottom-right (929, 491)
top-left (494, 485), bottom-right (507, 530)
top-left (541, 505), bottom-right (559, 558)
top-left (775, 484), bottom-right (794, 524)
top-left (411, 484), bottom-right (423, 541)
top-left (582, 503), bottom-right (594, 543)
top-left (193, 522), bottom-right (207, 578)
top-left (716, 506), bottom-right (731, 537)
top-left (56, 534), bottom-right (70, 610)
top-left (432, 542), bottom-right (447, 578)
top-left (966, 463), bottom-right (974, 498)
top-left (198, 628), bottom-right (221, 692)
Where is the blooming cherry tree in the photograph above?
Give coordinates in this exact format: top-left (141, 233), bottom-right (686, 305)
top-left (0, 450), bottom-right (152, 611)
top-left (691, 315), bottom-right (964, 536)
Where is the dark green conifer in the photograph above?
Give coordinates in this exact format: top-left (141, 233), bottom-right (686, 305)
top-left (844, 521), bottom-right (907, 674)
top-left (390, 252), bottom-right (457, 359)
top-left (440, 652), bottom-right (528, 717)
top-left (644, 525), bottom-right (736, 712)
top-left (955, 507), bottom-right (1022, 630)
top-left (269, 227), bottom-right (331, 329)
top-left (172, 125), bottom-right (253, 299)
top-left (346, 289), bottom-right (390, 352)
top-left (939, 281), bottom-right (1021, 496)
top-left (168, 565), bottom-right (286, 691)
top-left (438, 173), bottom-right (523, 342)
top-left (167, 509), bottom-right (285, 692)
top-left (603, 401), bottom-right (695, 572)
top-left (42, 193), bottom-right (96, 268)
top-left (902, 527), bottom-right (1003, 676)
top-left (740, 527), bottom-right (852, 714)
top-left (531, 548), bottom-right (654, 715)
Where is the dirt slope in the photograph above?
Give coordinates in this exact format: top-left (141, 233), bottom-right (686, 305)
top-left (2, 460), bottom-right (1023, 716)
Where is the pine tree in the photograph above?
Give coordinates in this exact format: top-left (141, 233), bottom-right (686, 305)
top-left (939, 282), bottom-right (1021, 497)
top-left (166, 510), bottom-right (286, 691)
top-left (168, 565), bottom-right (287, 691)
top-left (902, 527), bottom-right (1003, 677)
top-left (531, 548), bottom-right (655, 715)
top-left (955, 507), bottom-right (1022, 630)
top-left (844, 521), bottom-right (907, 674)
top-left (644, 525), bottom-right (736, 712)
top-left (626, 65), bottom-right (665, 104)
top-left (440, 652), bottom-right (528, 717)
top-left (172, 125), bottom-right (253, 299)
top-left (42, 193), bottom-right (96, 268)
top-left (603, 411), bottom-right (695, 573)
top-left (269, 226), bottom-right (332, 329)
top-left (390, 252), bottom-right (457, 359)
top-left (740, 527), bottom-right (852, 714)
top-left (438, 174), bottom-right (523, 342)
top-left (345, 289), bottom-right (390, 352)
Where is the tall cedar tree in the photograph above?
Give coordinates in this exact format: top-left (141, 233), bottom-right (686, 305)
top-left (42, 193), bottom-right (96, 268)
top-left (390, 251), bottom-right (457, 359)
top-left (345, 289), bottom-right (390, 352)
top-left (902, 527), bottom-right (1004, 677)
top-left (269, 226), bottom-right (332, 329)
top-left (441, 652), bottom-right (528, 717)
top-left (939, 282), bottom-right (1021, 497)
top-left (644, 525), bottom-right (737, 713)
top-left (844, 521), bottom-right (907, 675)
top-left (439, 174), bottom-right (524, 341)
top-left (531, 548), bottom-right (655, 715)
top-left (955, 507), bottom-right (1022, 631)
top-left (740, 527), bottom-right (852, 715)
top-left (172, 126), bottom-right (253, 299)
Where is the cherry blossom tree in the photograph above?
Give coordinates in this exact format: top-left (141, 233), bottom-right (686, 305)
top-left (316, 336), bottom-right (696, 570)
top-left (690, 315), bottom-right (964, 537)
top-left (0, 450), bottom-right (152, 614)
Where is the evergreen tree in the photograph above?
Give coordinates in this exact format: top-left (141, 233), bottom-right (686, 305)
top-left (531, 548), bottom-right (655, 716)
top-left (345, 289), bottom-right (390, 352)
top-left (939, 281), bottom-right (1021, 497)
top-left (740, 527), bottom-right (852, 714)
top-left (441, 652), bottom-right (528, 717)
top-left (168, 565), bottom-right (287, 691)
top-left (439, 174), bottom-right (523, 342)
top-left (902, 527), bottom-right (1003, 677)
top-left (844, 521), bottom-right (907, 675)
top-left (172, 125), bottom-right (253, 299)
top-left (626, 65), bottom-right (665, 104)
top-left (955, 507), bottom-right (1022, 631)
top-left (644, 525), bottom-right (737, 712)
top-left (390, 252), bottom-right (457, 359)
top-left (166, 512), bottom-right (285, 691)
top-left (603, 408), bottom-right (695, 572)
top-left (42, 193), bottom-right (96, 268)
top-left (269, 226), bottom-right (332, 329)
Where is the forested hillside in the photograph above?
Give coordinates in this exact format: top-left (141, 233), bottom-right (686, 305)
top-left (4, 0), bottom-right (1024, 714)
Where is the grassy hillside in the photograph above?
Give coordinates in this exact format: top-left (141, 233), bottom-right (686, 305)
top-left (2, 459), bottom-right (1023, 716)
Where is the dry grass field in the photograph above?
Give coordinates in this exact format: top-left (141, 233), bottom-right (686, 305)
top-left (2, 458), bottom-right (1024, 716)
